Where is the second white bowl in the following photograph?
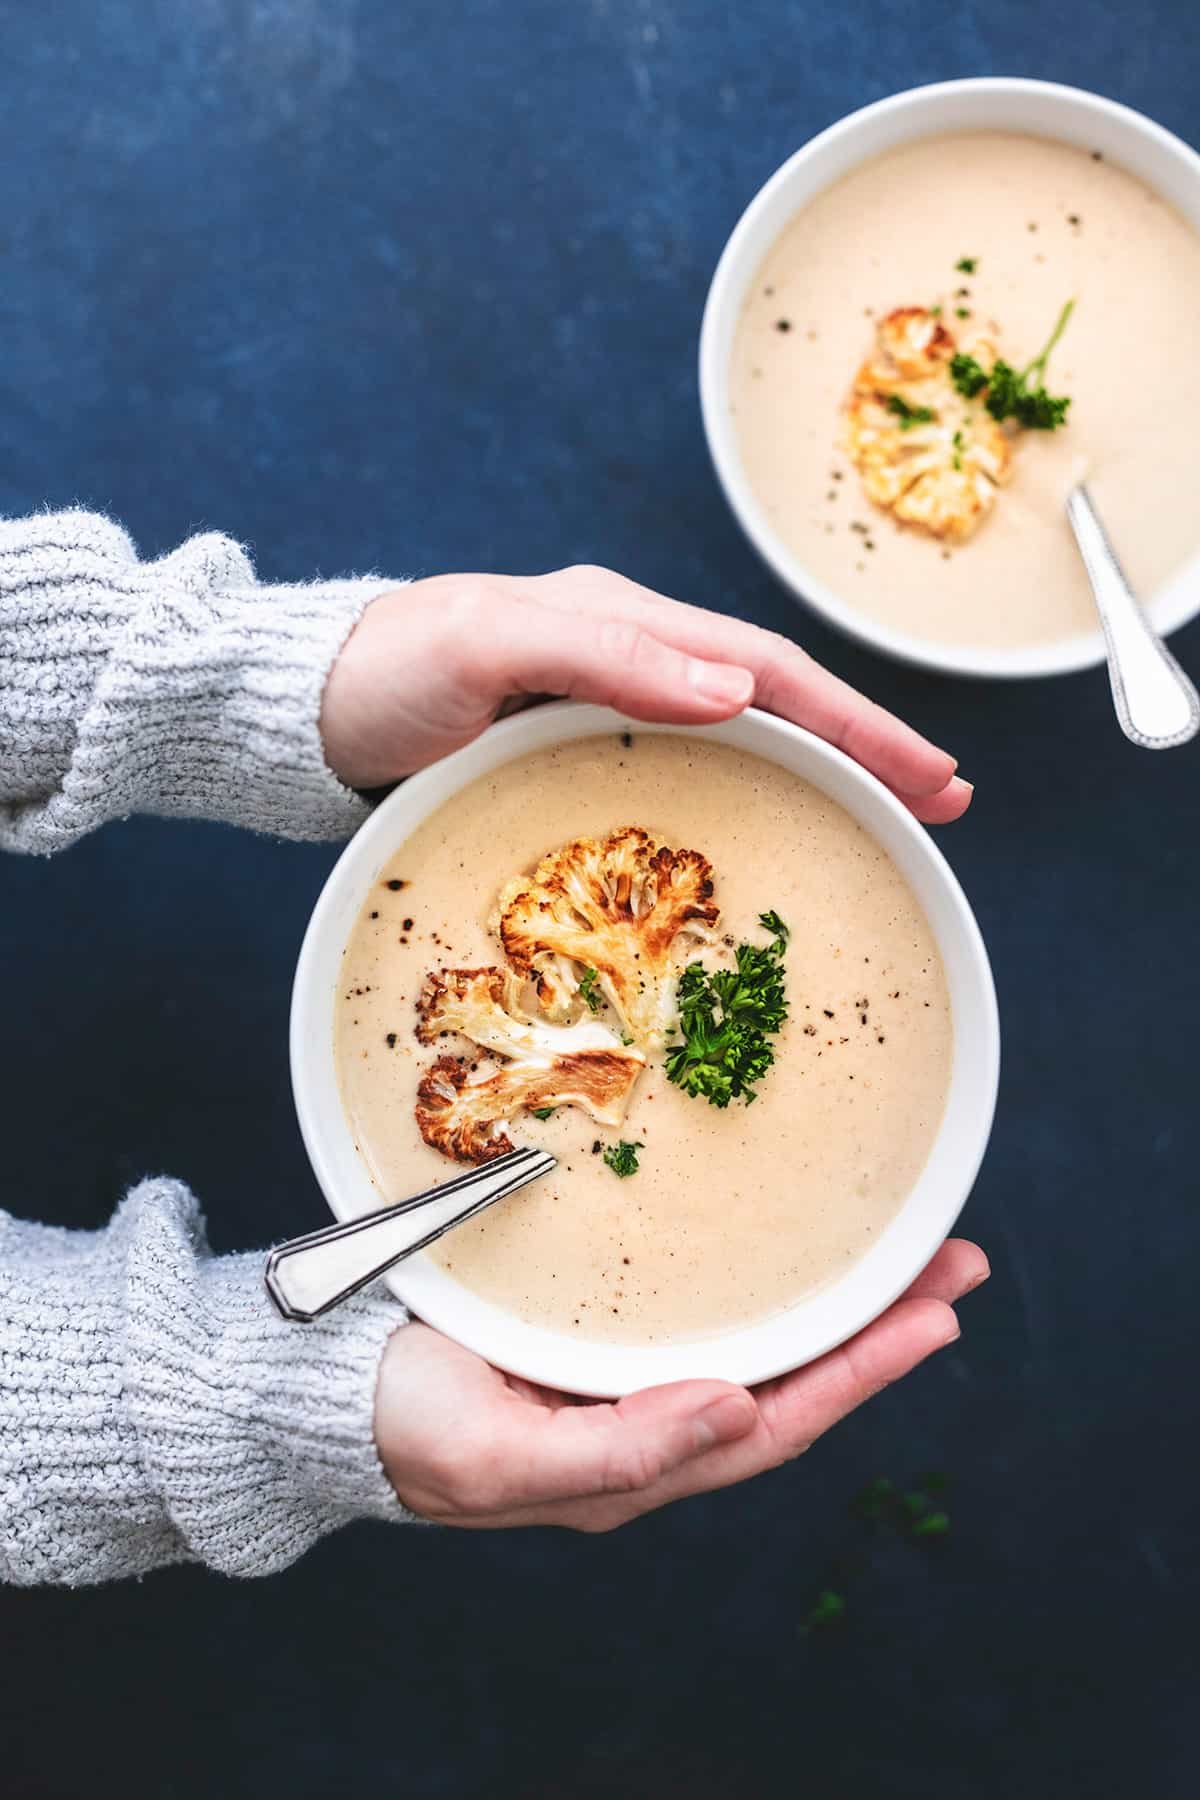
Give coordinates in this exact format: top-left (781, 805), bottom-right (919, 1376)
top-left (699, 78), bottom-right (1200, 679)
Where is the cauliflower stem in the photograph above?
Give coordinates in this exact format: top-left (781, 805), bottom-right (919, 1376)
top-left (414, 965), bottom-right (644, 1162)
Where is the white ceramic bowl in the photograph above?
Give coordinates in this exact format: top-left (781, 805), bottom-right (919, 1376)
top-left (291, 703), bottom-right (999, 1396)
top-left (699, 77), bottom-right (1200, 679)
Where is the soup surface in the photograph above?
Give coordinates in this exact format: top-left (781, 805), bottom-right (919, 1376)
top-left (335, 734), bottom-right (953, 1344)
top-left (729, 131), bottom-right (1200, 650)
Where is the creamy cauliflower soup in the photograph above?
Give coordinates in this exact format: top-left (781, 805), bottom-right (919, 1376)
top-left (334, 734), bottom-right (953, 1346)
top-left (729, 131), bottom-right (1200, 650)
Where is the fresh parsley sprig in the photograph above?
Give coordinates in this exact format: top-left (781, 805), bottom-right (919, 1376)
top-left (950, 298), bottom-right (1075, 430)
top-left (664, 912), bottom-right (789, 1109)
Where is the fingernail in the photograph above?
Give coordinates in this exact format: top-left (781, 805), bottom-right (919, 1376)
top-left (691, 1393), bottom-right (756, 1450)
top-left (940, 1317), bottom-right (962, 1348)
top-left (965, 1255), bottom-right (991, 1293)
top-left (950, 777), bottom-right (974, 800)
top-left (687, 660), bottom-right (754, 707)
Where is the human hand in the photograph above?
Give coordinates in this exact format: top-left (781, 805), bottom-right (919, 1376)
top-left (374, 1238), bottom-right (987, 1531)
top-left (321, 567), bottom-right (972, 824)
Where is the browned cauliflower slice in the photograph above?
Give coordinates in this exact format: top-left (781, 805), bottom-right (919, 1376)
top-left (414, 965), bottom-right (645, 1162)
top-left (844, 306), bottom-right (1013, 543)
top-left (491, 827), bottom-right (720, 1047)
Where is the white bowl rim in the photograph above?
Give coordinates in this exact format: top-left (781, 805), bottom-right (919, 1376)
top-left (699, 75), bottom-right (1200, 680)
top-left (291, 702), bottom-right (1000, 1396)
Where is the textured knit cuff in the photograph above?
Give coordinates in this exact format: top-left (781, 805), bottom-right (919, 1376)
top-left (0, 508), bottom-right (394, 853)
top-left (121, 1182), bottom-right (414, 1579)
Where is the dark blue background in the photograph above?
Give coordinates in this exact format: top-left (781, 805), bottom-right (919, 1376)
top-left (2, 4), bottom-right (1197, 1795)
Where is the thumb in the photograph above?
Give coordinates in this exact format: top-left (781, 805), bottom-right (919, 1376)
top-left (506, 1380), bottom-right (759, 1507)
top-left (490, 600), bottom-right (755, 723)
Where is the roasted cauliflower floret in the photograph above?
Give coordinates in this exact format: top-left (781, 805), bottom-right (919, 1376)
top-left (414, 964), bottom-right (645, 1162)
top-left (492, 827), bottom-right (720, 1048)
top-left (843, 306), bottom-right (1013, 543)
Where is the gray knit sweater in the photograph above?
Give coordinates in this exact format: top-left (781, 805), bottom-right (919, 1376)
top-left (0, 508), bottom-right (415, 1585)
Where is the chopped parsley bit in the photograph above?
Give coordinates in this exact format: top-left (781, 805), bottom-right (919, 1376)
top-left (531, 1107), bottom-right (556, 1120)
top-left (665, 912), bottom-right (789, 1108)
top-left (928, 303), bottom-right (943, 316)
top-left (955, 306), bottom-right (970, 319)
top-left (950, 298), bottom-right (1074, 430)
top-left (950, 353), bottom-right (989, 399)
top-left (602, 1139), bottom-right (644, 1178)
top-left (578, 966), bottom-right (602, 1012)
top-left (954, 255), bottom-right (978, 274)
top-left (951, 428), bottom-right (964, 472)
top-left (886, 394), bottom-right (936, 430)
top-left (803, 1589), bottom-right (846, 1633)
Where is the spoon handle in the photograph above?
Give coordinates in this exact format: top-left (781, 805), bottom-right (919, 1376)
top-left (1066, 485), bottom-right (1200, 750)
top-left (263, 1147), bottom-right (556, 1322)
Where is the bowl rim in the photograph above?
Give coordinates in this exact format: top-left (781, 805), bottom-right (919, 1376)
top-left (699, 76), bottom-right (1200, 680)
top-left (291, 703), bottom-right (1000, 1396)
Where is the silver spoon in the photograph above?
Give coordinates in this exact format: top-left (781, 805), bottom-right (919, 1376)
top-left (1066, 484), bottom-right (1200, 750)
top-left (264, 1146), bottom-right (557, 1322)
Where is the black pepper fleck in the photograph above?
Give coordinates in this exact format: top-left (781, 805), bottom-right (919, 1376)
top-left (385, 1032), bottom-right (397, 1048)
top-left (775, 318), bottom-right (792, 333)
top-left (385, 879), bottom-right (407, 891)
top-left (402, 918), bottom-right (414, 931)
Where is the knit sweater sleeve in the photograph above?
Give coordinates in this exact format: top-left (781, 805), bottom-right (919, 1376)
top-left (0, 1181), bottom-right (413, 1586)
top-left (0, 507), bottom-right (395, 851)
